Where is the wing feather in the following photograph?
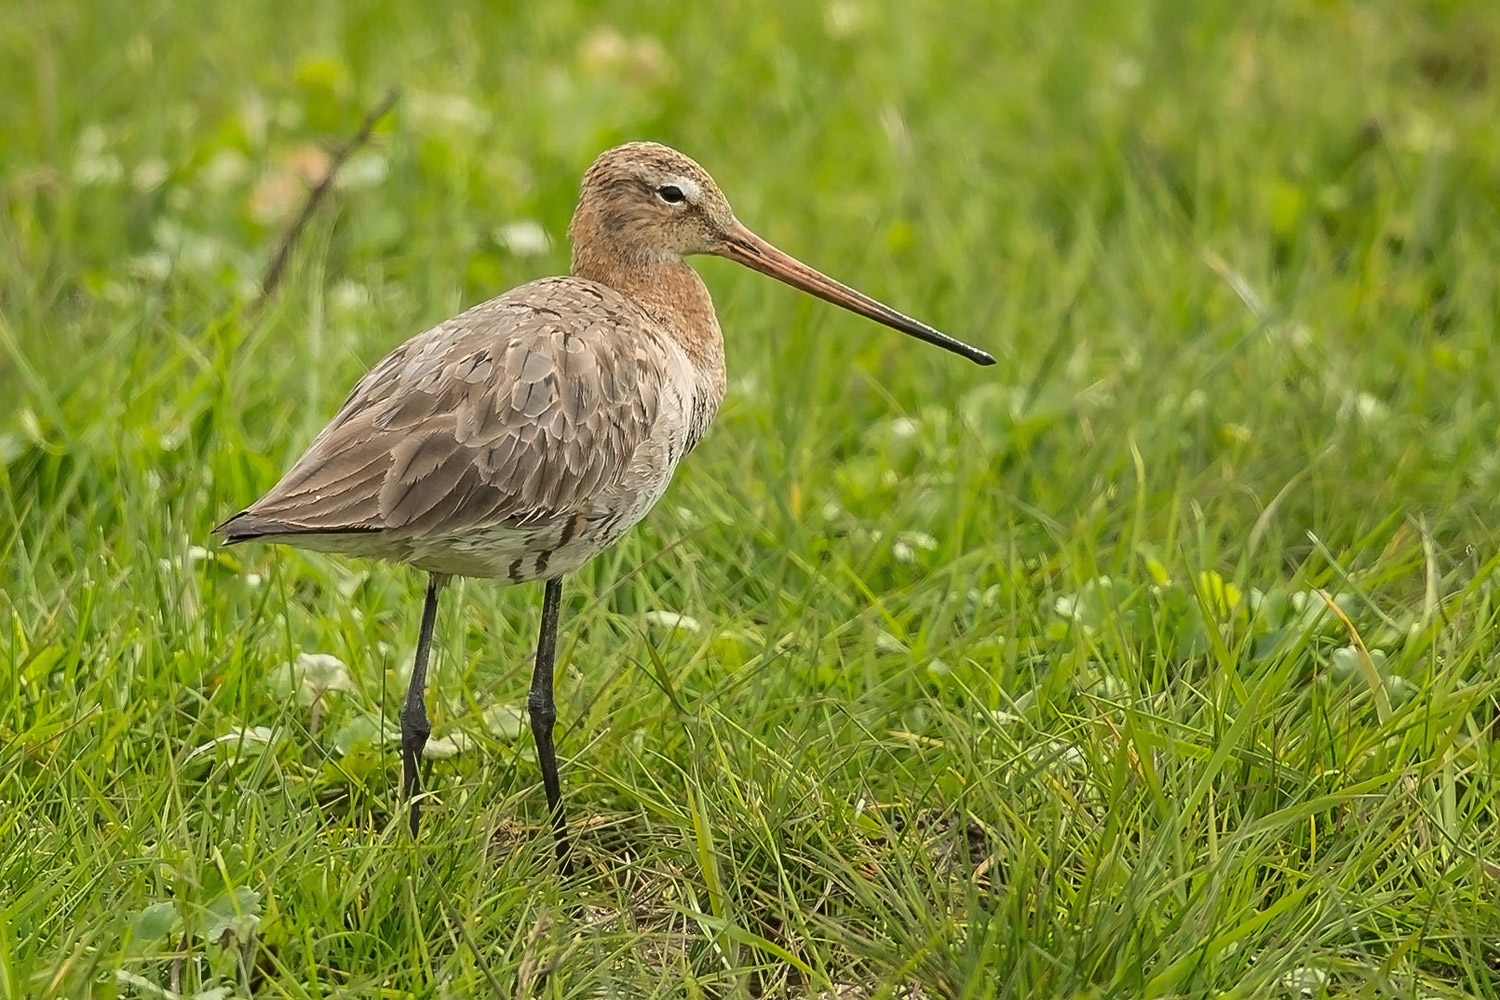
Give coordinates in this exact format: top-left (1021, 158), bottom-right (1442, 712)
top-left (217, 277), bottom-right (669, 543)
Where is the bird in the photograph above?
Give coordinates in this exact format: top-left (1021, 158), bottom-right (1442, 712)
top-left (215, 140), bottom-right (994, 868)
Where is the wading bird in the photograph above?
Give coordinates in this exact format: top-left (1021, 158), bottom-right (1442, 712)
top-left (216, 141), bottom-right (993, 868)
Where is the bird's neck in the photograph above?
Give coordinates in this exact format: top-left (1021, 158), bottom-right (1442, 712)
top-left (571, 249), bottom-right (727, 394)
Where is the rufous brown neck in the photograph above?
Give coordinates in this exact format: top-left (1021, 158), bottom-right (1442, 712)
top-left (570, 240), bottom-right (726, 382)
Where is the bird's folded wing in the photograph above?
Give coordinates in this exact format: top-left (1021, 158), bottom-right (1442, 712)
top-left (218, 283), bottom-right (664, 541)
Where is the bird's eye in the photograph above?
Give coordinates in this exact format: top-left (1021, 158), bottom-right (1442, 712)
top-left (656, 185), bottom-right (686, 204)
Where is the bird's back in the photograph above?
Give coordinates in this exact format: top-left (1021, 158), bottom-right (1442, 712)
top-left (217, 276), bottom-right (705, 580)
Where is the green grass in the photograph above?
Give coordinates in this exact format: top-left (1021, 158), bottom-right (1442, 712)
top-left (5, 0), bottom-right (1500, 995)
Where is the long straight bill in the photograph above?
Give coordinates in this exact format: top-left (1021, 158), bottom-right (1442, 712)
top-left (715, 222), bottom-right (995, 366)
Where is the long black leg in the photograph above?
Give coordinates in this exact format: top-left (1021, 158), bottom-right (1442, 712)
top-left (529, 576), bottom-right (571, 871)
top-left (401, 573), bottom-right (446, 836)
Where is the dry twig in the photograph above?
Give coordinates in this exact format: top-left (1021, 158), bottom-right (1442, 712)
top-left (250, 87), bottom-right (401, 314)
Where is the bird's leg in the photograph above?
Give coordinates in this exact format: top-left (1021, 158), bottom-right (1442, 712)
top-left (529, 576), bottom-right (571, 871)
top-left (401, 573), bottom-right (446, 837)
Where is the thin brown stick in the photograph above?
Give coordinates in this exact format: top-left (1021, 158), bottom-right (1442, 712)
top-left (169, 930), bottom-right (188, 994)
top-left (250, 87), bottom-right (401, 314)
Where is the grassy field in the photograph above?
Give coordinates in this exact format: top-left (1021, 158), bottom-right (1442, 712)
top-left (5, 0), bottom-right (1500, 995)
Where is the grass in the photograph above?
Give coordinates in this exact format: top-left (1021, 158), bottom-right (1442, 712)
top-left (4, 0), bottom-right (1500, 995)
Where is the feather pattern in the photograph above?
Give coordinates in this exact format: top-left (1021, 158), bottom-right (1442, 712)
top-left (217, 273), bottom-right (715, 580)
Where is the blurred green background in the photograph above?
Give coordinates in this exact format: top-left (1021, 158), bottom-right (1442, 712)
top-left (4, 0), bottom-right (1500, 997)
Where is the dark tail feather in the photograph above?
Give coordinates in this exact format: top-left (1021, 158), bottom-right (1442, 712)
top-left (214, 510), bottom-right (282, 544)
top-left (213, 509), bottom-right (378, 544)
